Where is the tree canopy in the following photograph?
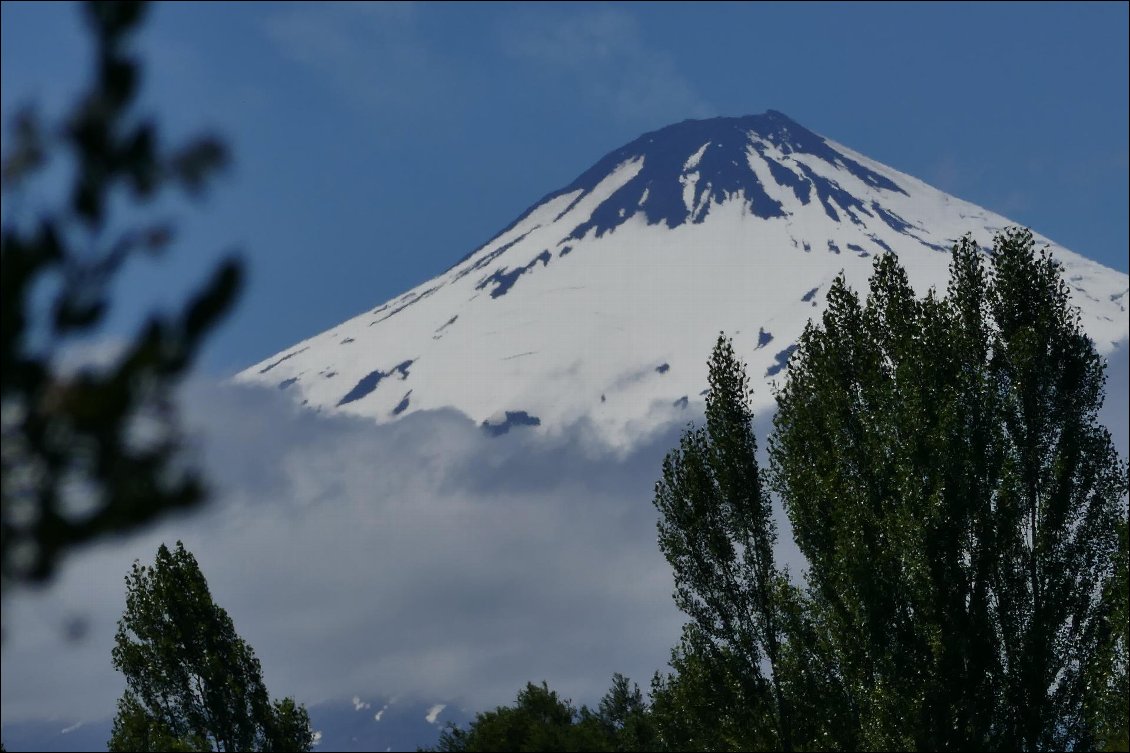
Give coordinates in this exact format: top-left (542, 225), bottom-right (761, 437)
top-left (428, 676), bottom-right (656, 753)
top-left (646, 229), bottom-right (1129, 751)
top-left (109, 541), bottom-right (314, 752)
top-left (652, 334), bottom-right (795, 750)
top-left (770, 230), bottom-right (1126, 750)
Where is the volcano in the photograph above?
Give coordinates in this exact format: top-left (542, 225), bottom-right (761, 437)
top-left (237, 112), bottom-right (1128, 447)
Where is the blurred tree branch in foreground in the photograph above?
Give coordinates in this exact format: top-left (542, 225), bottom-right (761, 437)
top-left (1, 0), bottom-right (243, 593)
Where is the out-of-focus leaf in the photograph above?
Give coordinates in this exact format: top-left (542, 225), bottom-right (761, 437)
top-left (1, 109), bottom-right (46, 189)
top-left (2, 0), bottom-right (244, 593)
top-left (169, 136), bottom-right (229, 196)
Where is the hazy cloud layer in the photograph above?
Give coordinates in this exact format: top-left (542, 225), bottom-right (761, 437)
top-left (0, 379), bottom-right (695, 724)
top-left (499, 7), bottom-right (713, 127)
top-left (262, 1), bottom-right (457, 126)
top-left (2, 343), bottom-right (1124, 727)
top-left (262, 3), bottom-right (712, 132)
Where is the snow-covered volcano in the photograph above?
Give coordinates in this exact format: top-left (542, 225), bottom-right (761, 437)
top-left (237, 112), bottom-right (1128, 447)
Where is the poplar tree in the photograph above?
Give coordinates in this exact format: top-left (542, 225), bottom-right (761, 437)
top-left (109, 542), bottom-right (314, 752)
top-left (652, 335), bottom-right (795, 751)
top-left (769, 229), bottom-right (1126, 750)
top-left (650, 229), bottom-right (1126, 750)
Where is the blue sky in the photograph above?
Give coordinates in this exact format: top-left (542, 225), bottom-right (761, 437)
top-left (2, 1), bottom-right (1127, 375)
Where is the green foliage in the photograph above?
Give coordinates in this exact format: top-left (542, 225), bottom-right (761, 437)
top-left (1088, 511), bottom-right (1129, 751)
top-left (109, 542), bottom-right (313, 752)
top-left (109, 693), bottom-right (209, 752)
top-left (652, 334), bottom-right (795, 750)
top-left (768, 229), bottom-right (1127, 750)
top-left (264, 698), bottom-right (316, 753)
top-left (428, 677), bottom-right (654, 753)
top-left (646, 228), bottom-right (1127, 751)
top-left (648, 632), bottom-right (775, 752)
top-left (593, 673), bottom-right (657, 752)
top-left (1, 0), bottom-right (243, 592)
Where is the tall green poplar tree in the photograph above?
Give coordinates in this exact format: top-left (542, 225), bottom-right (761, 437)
top-left (652, 334), bottom-right (796, 751)
top-left (647, 229), bottom-right (1126, 750)
top-left (769, 229), bottom-right (1126, 750)
top-left (109, 542), bottom-right (314, 752)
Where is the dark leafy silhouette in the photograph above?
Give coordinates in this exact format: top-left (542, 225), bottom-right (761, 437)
top-left (1, 1), bottom-right (243, 591)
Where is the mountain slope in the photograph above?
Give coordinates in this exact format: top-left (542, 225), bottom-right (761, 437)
top-left (236, 112), bottom-right (1128, 448)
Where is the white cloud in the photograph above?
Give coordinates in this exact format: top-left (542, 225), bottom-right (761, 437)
top-left (424, 704), bottom-right (446, 725)
top-left (0, 378), bottom-right (691, 723)
top-left (51, 337), bottom-right (129, 377)
top-left (262, 3), bottom-right (713, 130)
top-left (1098, 340), bottom-right (1129, 462)
top-left (500, 7), bottom-right (713, 127)
top-left (261, 1), bottom-right (454, 125)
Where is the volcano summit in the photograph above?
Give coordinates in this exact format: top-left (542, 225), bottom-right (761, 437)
top-left (237, 112), bottom-right (1128, 447)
